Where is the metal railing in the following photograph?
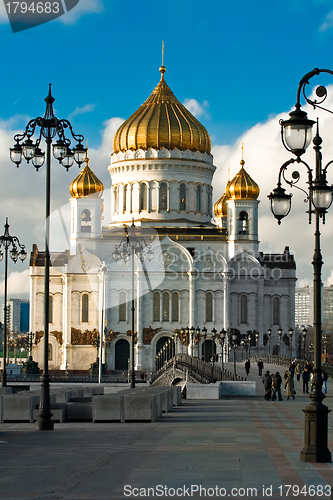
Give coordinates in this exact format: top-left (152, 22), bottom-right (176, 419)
top-left (151, 353), bottom-right (245, 385)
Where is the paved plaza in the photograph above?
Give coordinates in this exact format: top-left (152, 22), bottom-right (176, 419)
top-left (0, 362), bottom-right (332, 500)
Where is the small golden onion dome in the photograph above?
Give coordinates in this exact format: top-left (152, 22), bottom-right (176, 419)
top-left (228, 159), bottom-right (260, 200)
top-left (69, 156), bottom-right (104, 198)
top-left (113, 66), bottom-right (211, 154)
top-left (214, 181), bottom-right (231, 217)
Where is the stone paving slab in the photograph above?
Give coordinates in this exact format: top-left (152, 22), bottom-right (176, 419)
top-left (0, 365), bottom-right (332, 500)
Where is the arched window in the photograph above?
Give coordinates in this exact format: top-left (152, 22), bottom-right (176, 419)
top-left (159, 183), bottom-right (167, 210)
top-left (196, 185), bottom-right (201, 212)
top-left (48, 343), bottom-right (53, 361)
top-left (140, 183), bottom-right (147, 211)
top-left (172, 292), bottom-right (179, 322)
top-left (179, 183), bottom-right (186, 210)
top-left (82, 294), bottom-right (89, 323)
top-left (206, 292), bottom-right (213, 322)
top-left (153, 292), bottom-right (160, 322)
top-left (119, 291), bottom-right (126, 321)
top-left (273, 297), bottom-right (280, 325)
top-left (162, 292), bottom-right (169, 322)
top-left (49, 296), bottom-right (53, 324)
top-left (123, 185), bottom-right (127, 212)
top-left (114, 188), bottom-right (118, 213)
top-left (240, 295), bottom-right (248, 323)
top-left (81, 209), bottom-right (92, 233)
top-left (238, 211), bottom-right (248, 234)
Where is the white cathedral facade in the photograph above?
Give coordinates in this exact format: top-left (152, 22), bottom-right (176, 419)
top-left (30, 65), bottom-right (296, 374)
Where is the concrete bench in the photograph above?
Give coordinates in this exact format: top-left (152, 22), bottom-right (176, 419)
top-left (33, 404), bottom-right (66, 423)
top-left (92, 394), bottom-right (124, 422)
top-left (220, 381), bottom-right (256, 396)
top-left (122, 393), bottom-right (159, 422)
top-left (146, 387), bottom-right (173, 413)
top-left (186, 383), bottom-right (220, 400)
top-left (1, 394), bottom-right (40, 423)
top-left (66, 402), bottom-right (92, 421)
top-left (172, 386), bottom-right (182, 406)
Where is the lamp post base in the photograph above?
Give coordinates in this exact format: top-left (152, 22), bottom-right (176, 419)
top-left (300, 398), bottom-right (331, 463)
top-left (35, 373), bottom-right (54, 431)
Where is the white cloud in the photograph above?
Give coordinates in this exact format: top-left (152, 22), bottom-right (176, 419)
top-left (0, 269), bottom-right (30, 300)
top-left (211, 84), bottom-right (333, 283)
top-left (183, 98), bottom-right (210, 118)
top-left (319, 10), bottom-right (333, 31)
top-left (0, 2), bottom-right (8, 24)
top-left (57, 0), bottom-right (104, 25)
top-left (67, 104), bottom-right (97, 121)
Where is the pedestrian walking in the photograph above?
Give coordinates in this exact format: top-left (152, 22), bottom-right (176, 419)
top-left (262, 370), bottom-right (272, 401)
top-left (285, 371), bottom-right (295, 399)
top-left (271, 371), bottom-right (283, 401)
top-left (245, 359), bottom-right (250, 376)
top-left (289, 361), bottom-right (296, 377)
top-left (302, 367), bottom-right (310, 393)
top-left (305, 360), bottom-right (312, 373)
top-left (257, 359), bottom-right (264, 377)
top-left (295, 362), bottom-right (301, 381)
top-left (322, 369), bottom-right (328, 394)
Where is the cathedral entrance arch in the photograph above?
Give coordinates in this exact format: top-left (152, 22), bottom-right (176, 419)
top-left (272, 344), bottom-right (279, 356)
top-left (201, 339), bottom-right (216, 362)
top-left (115, 339), bottom-right (130, 370)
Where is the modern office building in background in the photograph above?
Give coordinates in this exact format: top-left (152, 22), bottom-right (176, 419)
top-left (295, 285), bottom-right (333, 332)
top-left (1, 299), bottom-right (29, 336)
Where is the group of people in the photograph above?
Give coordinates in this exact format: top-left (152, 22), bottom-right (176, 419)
top-left (262, 359), bottom-right (329, 401)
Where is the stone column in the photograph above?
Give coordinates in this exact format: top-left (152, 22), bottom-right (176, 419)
top-left (136, 269), bottom-right (144, 370)
top-left (188, 272), bottom-right (195, 355)
top-left (61, 273), bottom-right (71, 371)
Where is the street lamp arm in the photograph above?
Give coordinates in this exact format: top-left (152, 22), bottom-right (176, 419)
top-left (56, 119), bottom-right (85, 145)
top-left (297, 68), bottom-right (333, 113)
top-left (279, 157), bottom-right (312, 199)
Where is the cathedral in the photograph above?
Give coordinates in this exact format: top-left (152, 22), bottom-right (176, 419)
top-left (30, 65), bottom-right (296, 373)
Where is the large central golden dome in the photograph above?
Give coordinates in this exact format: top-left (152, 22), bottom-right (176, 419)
top-left (113, 66), bottom-right (211, 154)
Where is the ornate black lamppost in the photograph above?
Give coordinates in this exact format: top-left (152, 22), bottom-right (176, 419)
top-left (288, 327), bottom-right (294, 363)
top-left (267, 328), bottom-right (272, 360)
top-left (21, 331), bottom-right (39, 375)
top-left (247, 333), bottom-right (252, 358)
top-left (0, 219), bottom-right (27, 387)
top-left (219, 329), bottom-right (226, 370)
top-left (240, 339), bottom-right (245, 361)
top-left (268, 67), bottom-right (333, 463)
top-left (202, 327), bottom-right (207, 361)
top-left (278, 327), bottom-right (282, 358)
top-left (195, 327), bottom-right (200, 358)
top-left (211, 328), bottom-right (217, 366)
top-left (113, 221), bottom-right (153, 388)
top-left (10, 86), bottom-right (86, 430)
top-left (302, 326), bottom-right (308, 363)
top-left (232, 331), bottom-right (237, 376)
top-left (255, 331), bottom-right (259, 357)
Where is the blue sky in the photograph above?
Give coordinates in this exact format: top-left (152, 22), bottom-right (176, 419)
top-left (2, 0), bottom-right (333, 298)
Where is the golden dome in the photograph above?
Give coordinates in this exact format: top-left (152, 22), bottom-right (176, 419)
top-left (113, 66), bottom-right (211, 154)
top-left (229, 159), bottom-right (259, 200)
top-left (70, 155), bottom-right (104, 199)
top-left (214, 181), bottom-right (230, 217)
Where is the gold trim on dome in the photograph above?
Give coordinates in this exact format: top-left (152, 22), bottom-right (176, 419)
top-left (69, 153), bottom-right (104, 199)
top-left (214, 181), bottom-right (231, 217)
top-left (113, 66), bottom-right (211, 154)
top-left (228, 157), bottom-right (259, 201)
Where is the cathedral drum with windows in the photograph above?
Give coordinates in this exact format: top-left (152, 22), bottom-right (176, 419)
top-left (29, 65), bottom-right (296, 373)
